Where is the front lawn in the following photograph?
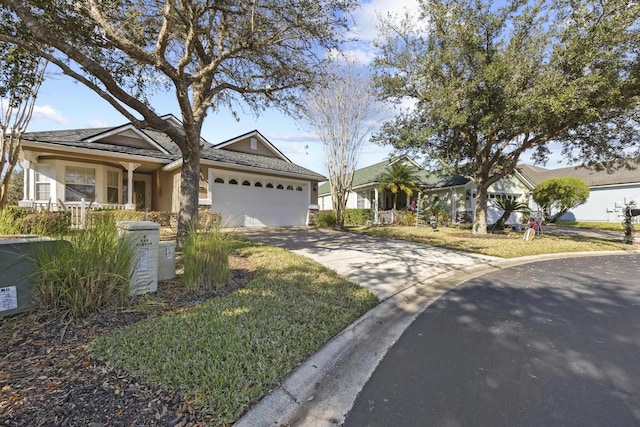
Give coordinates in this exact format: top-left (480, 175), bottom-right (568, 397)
top-left (556, 220), bottom-right (639, 232)
top-left (347, 225), bottom-right (635, 258)
top-left (89, 238), bottom-right (378, 426)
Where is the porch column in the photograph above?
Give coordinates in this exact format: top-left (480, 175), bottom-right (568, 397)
top-left (22, 159), bottom-right (30, 202)
top-left (374, 187), bottom-right (379, 224)
top-left (451, 188), bottom-right (456, 221)
top-left (120, 162), bottom-right (140, 210)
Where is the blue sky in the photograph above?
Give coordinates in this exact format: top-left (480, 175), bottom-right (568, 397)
top-left (25, 0), bottom-right (567, 177)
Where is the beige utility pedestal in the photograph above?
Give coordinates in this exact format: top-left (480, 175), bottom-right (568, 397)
top-left (117, 221), bottom-right (160, 295)
top-left (158, 241), bottom-right (176, 281)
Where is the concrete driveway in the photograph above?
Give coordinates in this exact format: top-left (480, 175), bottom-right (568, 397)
top-left (233, 227), bottom-right (498, 301)
top-left (233, 227), bottom-right (637, 427)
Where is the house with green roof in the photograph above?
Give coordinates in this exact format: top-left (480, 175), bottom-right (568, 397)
top-left (318, 156), bottom-right (533, 225)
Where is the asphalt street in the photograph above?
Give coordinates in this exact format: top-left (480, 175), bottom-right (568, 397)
top-left (343, 253), bottom-right (640, 427)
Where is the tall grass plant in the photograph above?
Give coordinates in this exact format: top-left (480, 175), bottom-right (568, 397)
top-left (32, 214), bottom-right (135, 317)
top-left (181, 226), bottom-right (231, 291)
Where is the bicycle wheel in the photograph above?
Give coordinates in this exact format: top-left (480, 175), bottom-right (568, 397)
top-left (523, 228), bottom-right (535, 242)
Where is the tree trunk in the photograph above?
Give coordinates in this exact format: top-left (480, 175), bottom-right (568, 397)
top-left (0, 163), bottom-right (15, 208)
top-left (332, 189), bottom-right (347, 228)
top-left (177, 129), bottom-right (202, 245)
top-left (473, 184), bottom-right (489, 234)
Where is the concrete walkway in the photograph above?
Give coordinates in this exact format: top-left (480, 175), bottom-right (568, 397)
top-left (232, 227), bottom-right (636, 427)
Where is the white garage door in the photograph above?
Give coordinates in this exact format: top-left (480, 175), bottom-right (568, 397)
top-left (211, 174), bottom-right (309, 227)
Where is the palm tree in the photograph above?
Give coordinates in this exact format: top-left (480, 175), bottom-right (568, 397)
top-left (377, 161), bottom-right (422, 210)
top-left (490, 197), bottom-right (529, 231)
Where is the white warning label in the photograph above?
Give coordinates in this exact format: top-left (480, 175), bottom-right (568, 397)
top-left (0, 286), bottom-right (18, 311)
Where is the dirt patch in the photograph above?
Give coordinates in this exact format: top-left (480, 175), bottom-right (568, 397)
top-left (0, 253), bottom-right (257, 427)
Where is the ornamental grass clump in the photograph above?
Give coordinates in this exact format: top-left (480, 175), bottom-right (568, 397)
top-left (181, 226), bottom-right (231, 291)
top-left (32, 214), bottom-right (135, 318)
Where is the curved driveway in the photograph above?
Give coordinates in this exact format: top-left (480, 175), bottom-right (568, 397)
top-left (233, 227), bottom-right (639, 427)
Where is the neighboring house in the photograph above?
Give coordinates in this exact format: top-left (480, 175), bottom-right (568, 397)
top-left (518, 163), bottom-right (640, 222)
top-left (19, 115), bottom-right (325, 227)
top-left (318, 156), bottom-right (532, 225)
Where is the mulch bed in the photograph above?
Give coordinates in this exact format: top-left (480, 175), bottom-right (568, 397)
top-left (0, 254), bottom-right (257, 427)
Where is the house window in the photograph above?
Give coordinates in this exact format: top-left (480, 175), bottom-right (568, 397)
top-left (357, 192), bottom-right (366, 209)
top-left (107, 170), bottom-right (119, 203)
top-left (266, 183), bottom-right (273, 188)
top-left (65, 166), bottom-right (96, 202)
top-left (229, 179), bottom-right (238, 185)
top-left (296, 186), bottom-right (302, 191)
top-left (286, 185), bottom-right (293, 191)
top-left (255, 182), bottom-right (263, 187)
top-left (276, 184), bottom-right (284, 189)
top-left (214, 177), bottom-right (224, 183)
top-left (35, 171), bottom-right (50, 201)
top-left (242, 180), bottom-right (251, 186)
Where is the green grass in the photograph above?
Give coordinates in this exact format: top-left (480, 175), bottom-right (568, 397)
top-left (347, 225), bottom-right (636, 258)
top-left (556, 220), bottom-right (639, 232)
top-left (89, 239), bottom-right (378, 426)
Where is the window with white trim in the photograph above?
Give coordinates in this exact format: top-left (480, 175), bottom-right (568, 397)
top-left (35, 170), bottom-right (51, 201)
top-left (357, 192), bottom-right (366, 209)
top-left (107, 170), bottom-right (119, 203)
top-left (65, 166), bottom-right (96, 202)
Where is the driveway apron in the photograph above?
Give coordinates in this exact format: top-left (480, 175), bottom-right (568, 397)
top-left (233, 226), bottom-right (498, 301)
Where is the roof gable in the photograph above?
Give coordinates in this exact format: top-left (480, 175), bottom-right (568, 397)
top-left (84, 124), bottom-right (171, 155)
top-left (213, 130), bottom-right (290, 161)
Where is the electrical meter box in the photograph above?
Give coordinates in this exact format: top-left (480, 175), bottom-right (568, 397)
top-left (158, 240), bottom-right (176, 281)
top-left (0, 236), bottom-right (68, 318)
top-left (117, 221), bottom-right (160, 295)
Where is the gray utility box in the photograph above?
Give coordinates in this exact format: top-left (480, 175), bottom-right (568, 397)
top-left (0, 236), bottom-right (68, 318)
top-left (158, 241), bottom-right (176, 281)
top-left (117, 221), bottom-right (160, 295)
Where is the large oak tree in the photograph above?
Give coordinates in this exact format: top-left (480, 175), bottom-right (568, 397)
top-left (0, 0), bottom-right (355, 237)
top-left (372, 0), bottom-right (640, 233)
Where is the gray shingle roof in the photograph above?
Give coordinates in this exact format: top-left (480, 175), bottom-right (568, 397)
top-left (318, 156), bottom-right (469, 196)
top-left (201, 145), bottom-right (325, 180)
top-left (517, 162), bottom-right (640, 187)
top-left (22, 128), bottom-right (176, 160)
top-left (21, 121), bottom-right (325, 180)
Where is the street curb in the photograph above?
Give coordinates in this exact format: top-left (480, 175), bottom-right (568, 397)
top-left (233, 249), bottom-right (639, 427)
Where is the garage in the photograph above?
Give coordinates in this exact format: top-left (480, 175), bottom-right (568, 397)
top-left (211, 173), bottom-right (310, 227)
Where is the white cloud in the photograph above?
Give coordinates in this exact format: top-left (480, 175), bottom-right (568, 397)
top-left (342, 0), bottom-right (423, 65)
top-left (31, 105), bottom-right (69, 124)
top-left (350, 0), bottom-right (422, 41)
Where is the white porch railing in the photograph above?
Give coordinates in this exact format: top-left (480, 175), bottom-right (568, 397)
top-left (19, 199), bottom-right (127, 229)
top-left (375, 210), bottom-right (394, 225)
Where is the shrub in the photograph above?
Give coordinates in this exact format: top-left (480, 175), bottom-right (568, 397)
top-left (533, 177), bottom-right (590, 223)
top-left (146, 211), bottom-right (174, 226)
top-left (316, 210), bottom-right (337, 228)
top-left (32, 215), bottom-right (135, 318)
top-left (20, 211), bottom-right (71, 236)
top-left (0, 207), bottom-right (29, 234)
top-left (344, 209), bottom-right (373, 225)
top-left (197, 210), bottom-right (221, 230)
top-left (89, 209), bottom-right (145, 226)
top-left (181, 227), bottom-right (231, 291)
top-left (402, 210), bottom-right (416, 226)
